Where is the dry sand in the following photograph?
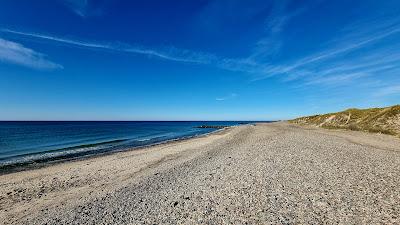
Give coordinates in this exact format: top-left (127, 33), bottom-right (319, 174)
top-left (1, 122), bottom-right (400, 224)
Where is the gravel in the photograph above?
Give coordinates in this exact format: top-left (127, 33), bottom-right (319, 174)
top-left (1, 122), bottom-right (400, 224)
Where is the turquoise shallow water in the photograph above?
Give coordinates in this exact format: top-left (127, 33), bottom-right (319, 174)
top-left (0, 121), bottom-right (254, 167)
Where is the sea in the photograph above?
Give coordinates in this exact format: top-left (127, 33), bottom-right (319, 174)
top-left (0, 121), bottom-right (254, 168)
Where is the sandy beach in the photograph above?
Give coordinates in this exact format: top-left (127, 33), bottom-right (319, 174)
top-left (1, 122), bottom-right (400, 224)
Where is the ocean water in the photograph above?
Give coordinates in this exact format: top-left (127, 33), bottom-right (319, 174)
top-left (0, 121), bottom-right (251, 167)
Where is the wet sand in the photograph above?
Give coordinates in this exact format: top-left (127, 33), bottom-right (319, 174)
top-left (1, 122), bottom-right (399, 224)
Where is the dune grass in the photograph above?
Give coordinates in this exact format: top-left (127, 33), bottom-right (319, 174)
top-left (290, 105), bottom-right (400, 137)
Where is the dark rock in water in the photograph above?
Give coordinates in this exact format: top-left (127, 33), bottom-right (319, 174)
top-left (195, 125), bottom-right (228, 129)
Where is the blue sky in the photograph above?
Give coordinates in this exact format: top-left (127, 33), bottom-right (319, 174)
top-left (1, 0), bottom-right (400, 120)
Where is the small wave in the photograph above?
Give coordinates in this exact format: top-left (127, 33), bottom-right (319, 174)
top-left (136, 134), bottom-right (170, 142)
top-left (137, 138), bottom-right (151, 141)
top-left (0, 127), bottom-right (222, 172)
top-left (0, 139), bottom-right (128, 167)
top-left (53, 139), bottom-right (128, 151)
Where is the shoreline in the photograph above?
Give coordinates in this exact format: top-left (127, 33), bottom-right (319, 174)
top-left (0, 126), bottom-right (234, 175)
top-left (1, 123), bottom-right (241, 224)
top-left (1, 122), bottom-right (399, 224)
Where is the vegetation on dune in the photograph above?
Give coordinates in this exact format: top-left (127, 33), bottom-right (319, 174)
top-left (290, 105), bottom-right (400, 137)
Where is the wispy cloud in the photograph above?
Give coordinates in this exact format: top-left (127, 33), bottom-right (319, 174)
top-left (303, 72), bottom-right (369, 86)
top-left (374, 85), bottom-right (400, 97)
top-left (216, 93), bottom-right (237, 101)
top-left (61, 0), bottom-right (105, 17)
top-left (253, 25), bottom-right (400, 79)
top-left (62, 0), bottom-right (89, 17)
top-left (249, 2), bottom-right (308, 61)
top-left (286, 26), bottom-right (400, 72)
top-left (247, 14), bottom-right (400, 93)
top-left (0, 38), bottom-right (62, 70)
top-left (1, 28), bottom-right (264, 74)
top-left (2, 2), bottom-right (400, 92)
top-left (2, 29), bottom-right (218, 65)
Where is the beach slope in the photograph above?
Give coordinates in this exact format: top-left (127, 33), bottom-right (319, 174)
top-left (1, 122), bottom-right (400, 224)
